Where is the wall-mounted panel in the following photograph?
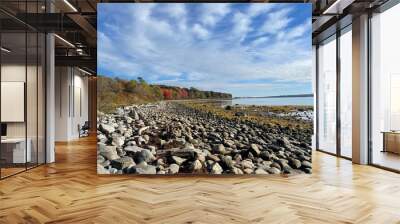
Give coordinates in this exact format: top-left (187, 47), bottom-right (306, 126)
top-left (1, 82), bottom-right (25, 122)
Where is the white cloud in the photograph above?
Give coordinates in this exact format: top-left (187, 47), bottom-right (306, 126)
top-left (247, 3), bottom-right (276, 17)
top-left (161, 4), bottom-right (188, 31)
top-left (200, 4), bottom-right (231, 27)
top-left (231, 12), bottom-right (252, 42)
top-left (192, 23), bottom-right (210, 39)
top-left (98, 4), bottom-right (312, 96)
top-left (251, 36), bottom-right (270, 46)
top-left (280, 20), bottom-right (311, 40)
top-left (259, 8), bottom-right (293, 35)
top-left (162, 4), bottom-right (186, 18)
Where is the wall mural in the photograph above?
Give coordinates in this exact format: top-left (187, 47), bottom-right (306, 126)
top-left (97, 3), bottom-right (313, 175)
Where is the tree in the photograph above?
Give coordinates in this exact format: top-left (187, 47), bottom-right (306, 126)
top-left (162, 89), bottom-right (173, 100)
top-left (125, 80), bottom-right (137, 93)
top-left (179, 88), bottom-right (189, 98)
top-left (137, 76), bottom-right (146, 85)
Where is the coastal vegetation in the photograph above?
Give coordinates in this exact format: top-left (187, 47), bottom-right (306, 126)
top-left (181, 102), bottom-right (313, 130)
top-left (97, 76), bottom-right (232, 112)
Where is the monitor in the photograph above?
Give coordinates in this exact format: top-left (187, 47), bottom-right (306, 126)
top-left (1, 123), bottom-right (7, 137)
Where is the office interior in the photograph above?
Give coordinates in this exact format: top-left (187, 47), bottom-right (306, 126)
top-left (313, 0), bottom-right (400, 172)
top-left (0, 0), bottom-right (97, 179)
top-left (1, 0), bottom-right (400, 179)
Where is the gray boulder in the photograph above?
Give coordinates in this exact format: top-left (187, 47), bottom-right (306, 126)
top-left (168, 164), bottom-right (180, 174)
top-left (100, 124), bottom-right (115, 134)
top-left (134, 149), bottom-right (155, 163)
top-left (267, 167), bottom-right (281, 174)
top-left (249, 144), bottom-right (261, 156)
top-left (190, 160), bottom-right (203, 172)
top-left (135, 165), bottom-right (157, 174)
top-left (110, 157), bottom-right (135, 170)
top-left (170, 156), bottom-right (186, 165)
top-left (210, 162), bottom-right (223, 174)
top-left (98, 144), bottom-right (120, 160)
top-left (255, 168), bottom-right (268, 174)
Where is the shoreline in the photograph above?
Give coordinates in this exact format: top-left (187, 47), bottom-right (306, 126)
top-left (97, 102), bottom-right (313, 175)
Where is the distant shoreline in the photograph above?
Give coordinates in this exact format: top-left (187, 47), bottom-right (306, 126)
top-left (233, 94), bottom-right (313, 99)
top-left (164, 94), bottom-right (314, 102)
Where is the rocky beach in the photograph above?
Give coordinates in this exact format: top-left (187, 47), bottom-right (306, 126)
top-left (97, 102), bottom-right (312, 175)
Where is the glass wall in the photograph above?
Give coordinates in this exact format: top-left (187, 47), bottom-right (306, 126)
top-left (370, 3), bottom-right (400, 171)
top-left (1, 28), bottom-right (28, 177)
top-left (317, 35), bottom-right (337, 154)
top-left (0, 2), bottom-right (46, 179)
top-left (339, 26), bottom-right (352, 158)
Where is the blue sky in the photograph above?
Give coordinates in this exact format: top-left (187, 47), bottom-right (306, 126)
top-left (98, 3), bottom-right (312, 97)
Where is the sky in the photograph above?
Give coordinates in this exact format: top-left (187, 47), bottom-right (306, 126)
top-left (98, 3), bottom-right (312, 97)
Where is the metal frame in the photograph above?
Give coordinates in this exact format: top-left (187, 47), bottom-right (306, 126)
top-left (315, 32), bottom-right (338, 156)
top-left (367, 10), bottom-right (373, 165)
top-left (0, 0), bottom-right (47, 180)
top-left (0, 21), bottom-right (2, 179)
top-left (367, 0), bottom-right (400, 172)
top-left (315, 20), bottom-right (353, 162)
top-left (315, 0), bottom-right (400, 171)
top-left (315, 44), bottom-right (320, 152)
top-left (336, 20), bottom-right (341, 157)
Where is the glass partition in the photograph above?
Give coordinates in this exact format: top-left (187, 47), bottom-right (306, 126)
top-left (371, 3), bottom-right (400, 171)
top-left (0, 1), bottom-right (46, 179)
top-left (339, 26), bottom-right (352, 158)
top-left (27, 30), bottom-right (38, 169)
top-left (38, 32), bottom-right (45, 165)
top-left (1, 30), bottom-right (28, 177)
top-left (317, 35), bottom-right (337, 154)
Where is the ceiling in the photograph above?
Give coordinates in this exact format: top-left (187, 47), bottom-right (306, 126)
top-left (310, 0), bottom-right (390, 43)
top-left (0, 0), bottom-right (98, 74)
top-left (1, 0), bottom-right (395, 73)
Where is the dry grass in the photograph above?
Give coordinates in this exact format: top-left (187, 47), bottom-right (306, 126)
top-left (181, 101), bottom-right (313, 130)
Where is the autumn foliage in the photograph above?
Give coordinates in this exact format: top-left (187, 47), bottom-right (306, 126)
top-left (162, 89), bottom-right (173, 100)
top-left (98, 76), bottom-right (232, 112)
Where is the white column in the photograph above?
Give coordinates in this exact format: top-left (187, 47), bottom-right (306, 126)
top-left (352, 14), bottom-right (369, 164)
top-left (46, 33), bottom-right (55, 163)
top-left (45, 1), bottom-right (55, 163)
top-left (312, 45), bottom-right (317, 150)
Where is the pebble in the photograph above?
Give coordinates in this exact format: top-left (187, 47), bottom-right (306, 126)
top-left (97, 102), bottom-right (313, 175)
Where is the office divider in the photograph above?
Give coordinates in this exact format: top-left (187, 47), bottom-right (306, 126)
top-left (0, 1), bottom-right (46, 179)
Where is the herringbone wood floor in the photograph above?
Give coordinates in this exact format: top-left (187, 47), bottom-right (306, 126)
top-left (1, 136), bottom-right (400, 224)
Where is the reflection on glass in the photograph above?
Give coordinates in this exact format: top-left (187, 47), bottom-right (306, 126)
top-left (1, 31), bottom-right (27, 177)
top-left (27, 31), bottom-right (38, 169)
top-left (318, 36), bottom-right (337, 154)
top-left (371, 3), bottom-right (400, 171)
top-left (0, 1), bottom-right (47, 179)
top-left (38, 33), bottom-right (46, 165)
top-left (340, 28), bottom-right (352, 158)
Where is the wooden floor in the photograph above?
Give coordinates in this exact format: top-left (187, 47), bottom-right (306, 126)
top-left (1, 137), bottom-right (400, 224)
top-left (373, 150), bottom-right (400, 171)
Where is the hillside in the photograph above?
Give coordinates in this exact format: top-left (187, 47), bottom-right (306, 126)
top-left (97, 76), bottom-right (232, 112)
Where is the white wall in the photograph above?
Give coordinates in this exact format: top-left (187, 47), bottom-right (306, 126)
top-left (55, 66), bottom-right (70, 141)
top-left (1, 63), bottom-right (46, 164)
top-left (55, 67), bottom-right (89, 141)
top-left (1, 64), bottom-right (26, 140)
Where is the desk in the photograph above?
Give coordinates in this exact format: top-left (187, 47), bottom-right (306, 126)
top-left (1, 138), bottom-right (31, 163)
top-left (382, 131), bottom-right (400, 154)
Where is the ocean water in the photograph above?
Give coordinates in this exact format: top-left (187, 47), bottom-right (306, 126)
top-left (228, 97), bottom-right (314, 106)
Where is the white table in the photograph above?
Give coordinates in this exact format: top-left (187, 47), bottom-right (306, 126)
top-left (1, 138), bottom-right (31, 163)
